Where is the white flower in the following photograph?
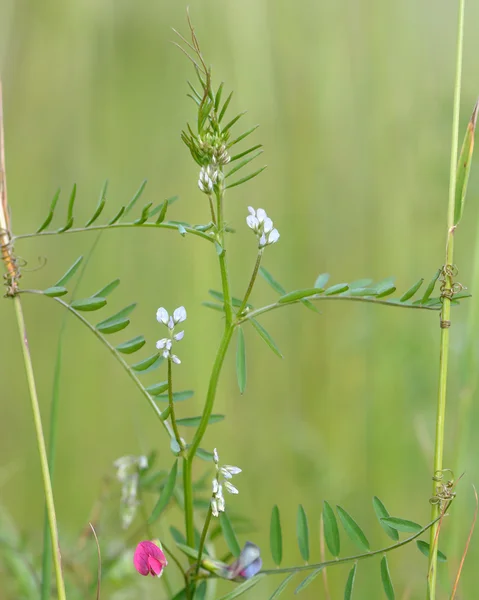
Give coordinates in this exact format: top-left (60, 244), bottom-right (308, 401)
top-left (224, 481), bottom-right (239, 495)
top-left (210, 448), bottom-right (241, 517)
top-left (156, 307), bottom-right (169, 325)
top-left (173, 306), bottom-right (187, 324)
top-left (246, 207), bottom-right (280, 249)
top-left (113, 455), bottom-right (148, 529)
top-left (156, 306), bottom-right (187, 364)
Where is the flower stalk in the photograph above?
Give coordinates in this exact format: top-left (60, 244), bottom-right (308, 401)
top-left (427, 0), bottom-right (465, 597)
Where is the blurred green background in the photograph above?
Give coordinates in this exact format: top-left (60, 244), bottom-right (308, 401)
top-left (1, 0), bottom-right (479, 598)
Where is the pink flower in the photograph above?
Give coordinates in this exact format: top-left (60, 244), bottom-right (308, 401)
top-left (133, 541), bottom-right (168, 577)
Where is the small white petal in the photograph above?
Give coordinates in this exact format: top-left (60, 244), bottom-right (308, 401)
top-left (212, 479), bottom-right (219, 494)
top-left (223, 465), bottom-right (242, 476)
top-left (259, 233), bottom-right (267, 248)
top-left (171, 355), bottom-right (181, 364)
top-left (211, 499), bottom-right (219, 517)
top-left (213, 448), bottom-right (219, 464)
top-left (167, 316), bottom-right (174, 329)
top-left (256, 208), bottom-right (267, 223)
top-left (268, 229), bottom-right (280, 244)
top-left (156, 338), bottom-right (169, 350)
top-left (246, 215), bottom-right (258, 230)
top-left (217, 495), bottom-right (225, 512)
top-left (173, 306), bottom-right (187, 323)
top-left (174, 330), bottom-right (185, 341)
top-left (263, 217), bottom-right (273, 233)
top-left (217, 483), bottom-right (224, 499)
top-left (156, 307), bottom-right (169, 325)
top-left (224, 481), bottom-right (239, 495)
top-left (247, 206), bottom-right (256, 216)
top-left (162, 350), bottom-right (170, 359)
top-left (220, 467), bottom-right (233, 480)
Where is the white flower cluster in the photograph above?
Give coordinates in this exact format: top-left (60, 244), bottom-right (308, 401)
top-left (246, 207), bottom-right (280, 248)
top-left (198, 164), bottom-right (219, 194)
top-left (211, 448), bottom-right (242, 517)
top-left (114, 455), bottom-right (148, 529)
top-left (156, 306), bottom-right (187, 364)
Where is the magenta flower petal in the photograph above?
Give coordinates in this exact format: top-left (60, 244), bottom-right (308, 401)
top-left (134, 541), bottom-right (167, 577)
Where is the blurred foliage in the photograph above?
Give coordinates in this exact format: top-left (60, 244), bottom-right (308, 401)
top-left (1, 0), bottom-right (479, 598)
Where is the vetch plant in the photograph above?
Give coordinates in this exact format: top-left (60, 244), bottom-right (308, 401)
top-left (0, 5), bottom-right (478, 599)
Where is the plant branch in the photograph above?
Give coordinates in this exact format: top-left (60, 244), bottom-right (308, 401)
top-left (168, 357), bottom-right (184, 450)
top-left (261, 518), bottom-right (441, 576)
top-left (237, 249), bottom-right (263, 316)
top-left (195, 506), bottom-right (213, 577)
top-left (428, 1), bottom-right (465, 596)
top-left (13, 220), bottom-right (216, 244)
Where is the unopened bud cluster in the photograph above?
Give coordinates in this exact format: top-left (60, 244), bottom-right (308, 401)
top-left (211, 448), bottom-right (242, 517)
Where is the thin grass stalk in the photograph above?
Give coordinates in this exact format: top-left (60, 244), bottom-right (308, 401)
top-left (427, 1), bottom-right (465, 596)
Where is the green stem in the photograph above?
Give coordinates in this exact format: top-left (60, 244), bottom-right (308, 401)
top-left (237, 294), bottom-right (440, 325)
top-left (427, 1), bottom-right (465, 597)
top-left (168, 357), bottom-right (184, 450)
top-left (13, 296), bottom-right (66, 600)
top-left (237, 250), bottom-right (263, 316)
top-left (183, 183), bottom-right (234, 582)
top-left (261, 518), bottom-right (440, 576)
top-left (208, 194), bottom-right (217, 225)
top-left (195, 506), bottom-right (213, 577)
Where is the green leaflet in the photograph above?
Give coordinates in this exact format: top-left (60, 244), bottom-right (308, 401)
top-left (296, 504), bottom-right (309, 561)
top-left (43, 286), bottom-right (68, 297)
top-left (54, 256), bottom-right (83, 287)
top-left (225, 166), bottom-right (267, 190)
top-left (421, 269), bottom-right (441, 303)
top-left (131, 353), bottom-right (161, 372)
top-left (270, 505), bottom-right (283, 566)
top-left (96, 318), bottom-right (129, 334)
top-left (259, 266), bottom-right (287, 295)
top-left (236, 327), bottom-right (246, 394)
top-left (216, 575), bottom-right (265, 600)
top-left (37, 188), bottom-right (61, 233)
top-left (380, 556), bottom-right (395, 600)
top-left (324, 283), bottom-right (349, 295)
top-left (399, 278), bottom-right (423, 302)
top-left (116, 336), bottom-right (146, 354)
top-left (323, 500), bottom-right (340, 556)
top-left (96, 303), bottom-right (137, 328)
top-left (85, 180), bottom-right (108, 227)
top-left (294, 568), bottom-right (323, 594)
top-left (344, 563), bottom-right (357, 600)
top-left (268, 574), bottom-right (295, 600)
top-left (93, 278), bottom-right (120, 298)
top-left (70, 297), bottom-right (107, 312)
top-left (380, 517), bottom-right (422, 533)
top-left (336, 506), bottom-right (370, 552)
top-left (250, 319), bottom-right (282, 358)
top-left (155, 390), bottom-right (194, 403)
top-left (148, 460), bottom-right (178, 524)
top-left (454, 100), bottom-right (478, 225)
top-left (278, 288), bottom-right (323, 303)
top-left (175, 414), bottom-right (224, 427)
top-left (220, 512), bottom-right (241, 557)
top-left (123, 179), bottom-right (147, 218)
top-left (145, 382), bottom-right (169, 396)
top-left (372, 497), bottom-right (399, 542)
top-left (57, 183), bottom-right (77, 232)
top-left (314, 273), bottom-right (330, 288)
top-left (415, 540), bottom-right (447, 562)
